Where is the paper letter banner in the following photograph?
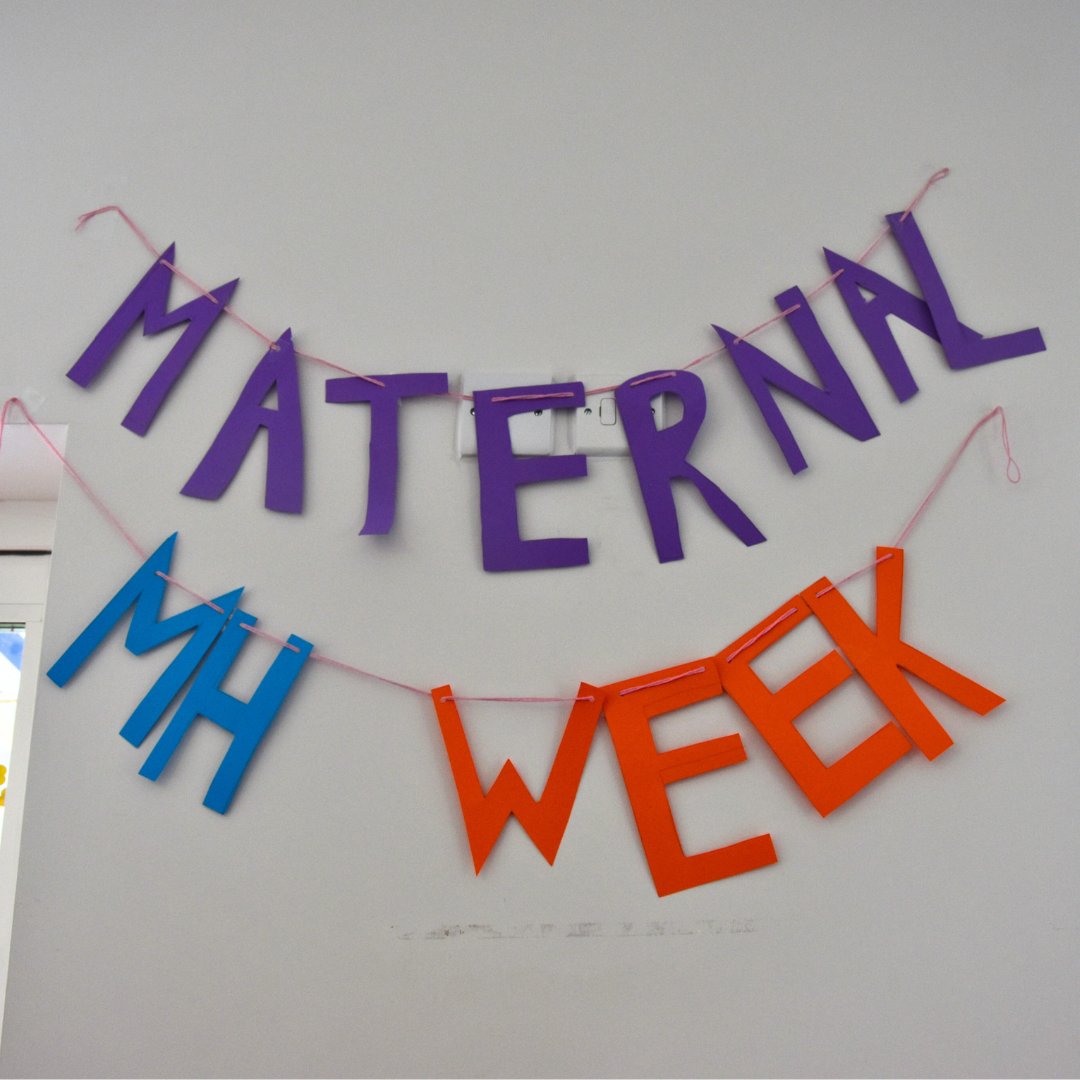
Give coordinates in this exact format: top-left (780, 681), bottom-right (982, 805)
top-left (48, 532), bottom-right (1005, 893)
top-left (40, 175), bottom-right (1033, 894)
top-left (66, 186), bottom-right (1046, 572)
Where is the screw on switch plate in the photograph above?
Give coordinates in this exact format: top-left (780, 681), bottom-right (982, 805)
top-left (455, 371), bottom-right (555, 457)
top-left (571, 374), bottom-right (666, 456)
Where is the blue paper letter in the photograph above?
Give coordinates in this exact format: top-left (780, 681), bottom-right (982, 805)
top-left (47, 534), bottom-right (243, 746)
top-left (137, 612), bottom-right (312, 813)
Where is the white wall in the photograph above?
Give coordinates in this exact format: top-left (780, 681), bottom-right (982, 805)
top-left (1, 3), bottom-right (1077, 1076)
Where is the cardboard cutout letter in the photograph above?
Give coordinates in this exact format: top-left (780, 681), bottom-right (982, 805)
top-left (803, 547), bottom-right (1005, 760)
top-left (67, 245), bottom-right (239, 435)
top-left (182, 330), bottom-right (305, 513)
top-left (602, 660), bottom-right (777, 896)
top-left (713, 287), bottom-right (879, 473)
top-left (325, 372), bottom-right (449, 534)
top-left (826, 212), bottom-right (1045, 401)
top-left (429, 686), bottom-right (604, 872)
top-left (46, 533), bottom-right (244, 746)
top-left (474, 383), bottom-right (589, 571)
top-left (616, 370), bottom-right (765, 562)
top-left (431, 684), bottom-right (603, 872)
top-left (718, 598), bottom-right (912, 817)
top-left (138, 612), bottom-right (313, 813)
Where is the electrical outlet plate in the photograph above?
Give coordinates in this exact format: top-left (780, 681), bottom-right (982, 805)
top-left (455, 371), bottom-right (554, 457)
top-left (570, 373), bottom-right (667, 456)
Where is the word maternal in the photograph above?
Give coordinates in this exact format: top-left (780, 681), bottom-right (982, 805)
top-left (67, 211), bottom-right (1043, 571)
top-left (49, 535), bottom-right (1002, 895)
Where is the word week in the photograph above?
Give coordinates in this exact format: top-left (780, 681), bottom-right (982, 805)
top-left (49, 536), bottom-right (1002, 895)
top-left (67, 211), bottom-right (1044, 572)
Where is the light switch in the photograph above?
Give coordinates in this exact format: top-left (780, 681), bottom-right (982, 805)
top-left (455, 371), bottom-right (554, 457)
top-left (571, 373), bottom-right (667, 456)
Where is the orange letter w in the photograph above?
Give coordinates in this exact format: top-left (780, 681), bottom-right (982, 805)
top-left (430, 684), bottom-right (602, 873)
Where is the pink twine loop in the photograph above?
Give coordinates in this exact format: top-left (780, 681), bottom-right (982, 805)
top-left (900, 167), bottom-right (951, 222)
top-left (892, 405), bottom-right (1018, 548)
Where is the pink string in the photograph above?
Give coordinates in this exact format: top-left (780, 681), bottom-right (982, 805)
top-left (892, 405), bottom-right (1018, 548)
top-left (17, 168), bottom-right (975, 706)
top-left (154, 570), bottom-right (226, 615)
top-left (0, 396), bottom-right (1016, 706)
top-left (812, 403), bottom-right (1016, 596)
top-left (295, 350), bottom-right (385, 387)
top-left (75, 206), bottom-right (385, 386)
top-left (489, 391), bottom-right (576, 404)
top-left (619, 665), bottom-right (706, 697)
top-left (0, 382), bottom-right (1015, 708)
top-left (629, 372), bottom-right (677, 388)
top-left (0, 397), bottom-right (148, 559)
top-left (439, 694), bottom-right (596, 704)
top-left (814, 553), bottom-right (894, 600)
top-left (610, 170), bottom-right (950, 380)
top-left (724, 607), bottom-right (800, 664)
top-left (731, 305), bottom-right (802, 347)
top-left (75, 168), bottom-right (950, 402)
top-left (899, 168), bottom-right (951, 223)
top-left (308, 653), bottom-right (429, 697)
top-left (237, 622), bottom-right (302, 654)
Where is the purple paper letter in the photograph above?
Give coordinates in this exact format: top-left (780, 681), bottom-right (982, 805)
top-left (713, 286), bottom-right (879, 473)
top-left (474, 382), bottom-right (589, 572)
top-left (325, 372), bottom-right (449, 534)
top-left (885, 211), bottom-right (1045, 369)
top-left (825, 211), bottom-right (1045, 400)
top-left (67, 244), bottom-right (239, 435)
top-left (616, 370), bottom-right (765, 562)
top-left (182, 330), bottom-right (305, 513)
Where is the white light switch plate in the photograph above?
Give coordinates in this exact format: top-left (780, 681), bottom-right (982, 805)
top-left (571, 373), bottom-right (667, 456)
top-left (455, 371), bottom-right (554, 457)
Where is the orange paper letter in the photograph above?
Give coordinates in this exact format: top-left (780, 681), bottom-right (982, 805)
top-left (718, 599), bottom-right (912, 816)
top-left (431, 683), bottom-right (602, 873)
top-left (803, 547), bottom-right (1004, 759)
top-left (602, 660), bottom-right (777, 897)
top-left (719, 547), bottom-right (1005, 817)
